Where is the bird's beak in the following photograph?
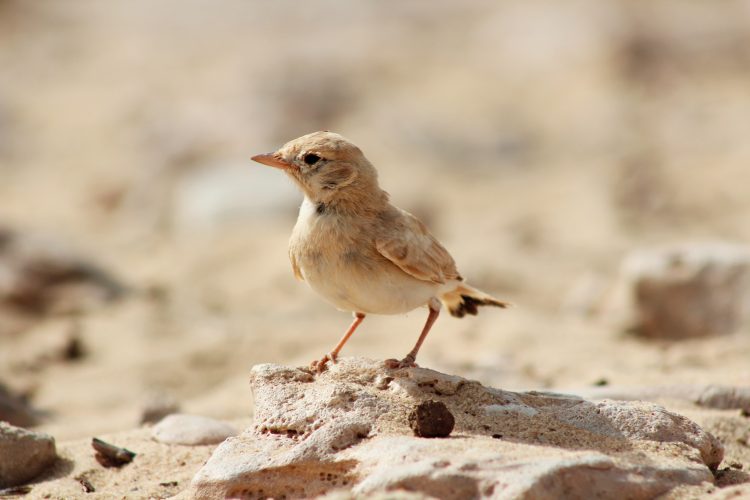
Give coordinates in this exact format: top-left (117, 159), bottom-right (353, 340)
top-left (251, 152), bottom-right (292, 170)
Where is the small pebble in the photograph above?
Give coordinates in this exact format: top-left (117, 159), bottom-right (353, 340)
top-left (151, 414), bottom-right (238, 445)
top-left (408, 400), bottom-right (455, 438)
top-left (91, 438), bottom-right (135, 468)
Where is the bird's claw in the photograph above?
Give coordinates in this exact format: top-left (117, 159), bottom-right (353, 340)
top-left (384, 355), bottom-right (417, 369)
top-left (311, 352), bottom-right (337, 373)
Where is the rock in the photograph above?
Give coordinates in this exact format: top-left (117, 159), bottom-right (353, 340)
top-left (172, 162), bottom-right (299, 232)
top-left (695, 385), bottom-right (750, 413)
top-left (610, 242), bottom-right (750, 339)
top-left (140, 392), bottom-right (181, 425)
top-left (0, 382), bottom-right (40, 427)
top-left (0, 422), bottom-right (57, 488)
top-left (0, 226), bottom-right (124, 324)
top-left (190, 358), bottom-right (724, 499)
top-left (408, 400), bottom-right (455, 438)
top-left (572, 384), bottom-right (750, 414)
top-left (91, 437), bottom-right (136, 468)
top-left (151, 414), bottom-right (238, 446)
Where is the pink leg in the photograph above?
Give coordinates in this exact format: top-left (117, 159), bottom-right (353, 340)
top-left (312, 312), bottom-right (365, 372)
top-left (385, 305), bottom-right (440, 369)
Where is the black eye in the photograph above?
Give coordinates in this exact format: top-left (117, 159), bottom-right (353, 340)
top-left (303, 153), bottom-right (321, 166)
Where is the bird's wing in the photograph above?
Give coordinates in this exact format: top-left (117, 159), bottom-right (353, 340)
top-left (375, 210), bottom-right (461, 285)
top-left (289, 249), bottom-right (304, 281)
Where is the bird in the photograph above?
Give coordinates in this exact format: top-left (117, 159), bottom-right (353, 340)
top-left (252, 131), bottom-right (509, 372)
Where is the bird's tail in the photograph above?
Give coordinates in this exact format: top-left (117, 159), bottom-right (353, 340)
top-left (439, 283), bottom-right (511, 318)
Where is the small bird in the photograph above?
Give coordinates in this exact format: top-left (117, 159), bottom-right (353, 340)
top-left (252, 131), bottom-right (509, 372)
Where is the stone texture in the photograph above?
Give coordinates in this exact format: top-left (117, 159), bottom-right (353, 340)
top-left (190, 358), bottom-right (724, 499)
top-left (610, 242), bottom-right (750, 339)
top-left (572, 384), bottom-right (750, 414)
top-left (0, 382), bottom-right (40, 427)
top-left (140, 392), bottom-right (181, 425)
top-left (0, 422), bottom-right (57, 487)
top-left (172, 162), bottom-right (299, 232)
top-left (0, 226), bottom-right (124, 326)
top-left (695, 385), bottom-right (750, 413)
top-left (151, 414), bottom-right (238, 446)
top-left (408, 400), bottom-right (455, 438)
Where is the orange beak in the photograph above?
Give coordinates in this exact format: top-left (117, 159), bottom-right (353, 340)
top-left (251, 153), bottom-right (291, 170)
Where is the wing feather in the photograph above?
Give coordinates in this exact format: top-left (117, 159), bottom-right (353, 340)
top-left (376, 210), bottom-right (461, 284)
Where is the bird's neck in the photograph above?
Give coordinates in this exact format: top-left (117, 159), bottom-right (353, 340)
top-left (307, 186), bottom-right (389, 218)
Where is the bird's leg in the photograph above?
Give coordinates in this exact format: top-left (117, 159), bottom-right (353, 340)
top-left (385, 302), bottom-right (440, 369)
top-left (311, 312), bottom-right (366, 373)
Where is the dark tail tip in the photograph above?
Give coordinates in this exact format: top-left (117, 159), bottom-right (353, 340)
top-left (449, 295), bottom-right (507, 318)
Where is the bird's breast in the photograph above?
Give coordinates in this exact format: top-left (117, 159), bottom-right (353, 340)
top-left (289, 203), bottom-right (437, 314)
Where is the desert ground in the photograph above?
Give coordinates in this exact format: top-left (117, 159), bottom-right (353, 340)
top-left (1, 1), bottom-right (749, 498)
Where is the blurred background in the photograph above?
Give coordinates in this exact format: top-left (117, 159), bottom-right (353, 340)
top-left (1, 0), bottom-right (749, 440)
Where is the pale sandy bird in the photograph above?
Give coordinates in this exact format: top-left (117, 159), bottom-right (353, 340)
top-left (252, 131), bottom-right (509, 371)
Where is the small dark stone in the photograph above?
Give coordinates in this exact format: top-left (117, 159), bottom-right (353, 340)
top-left (408, 400), bottom-right (455, 438)
top-left (593, 378), bottom-right (609, 387)
top-left (0, 485), bottom-right (32, 496)
top-left (91, 438), bottom-right (135, 468)
top-left (75, 475), bottom-right (95, 493)
top-left (62, 334), bottom-right (85, 361)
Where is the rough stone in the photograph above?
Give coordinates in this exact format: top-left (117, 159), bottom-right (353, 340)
top-left (609, 242), bottom-right (750, 339)
top-left (572, 384), bottom-right (750, 414)
top-left (0, 382), bottom-right (40, 427)
top-left (172, 162), bottom-right (300, 232)
top-left (0, 422), bottom-right (57, 488)
top-left (695, 385), bottom-right (750, 413)
top-left (0, 226), bottom-right (124, 322)
top-left (151, 414), bottom-right (238, 446)
top-left (140, 392), bottom-right (181, 425)
top-left (190, 358), bottom-right (724, 499)
top-left (408, 400), bottom-right (455, 438)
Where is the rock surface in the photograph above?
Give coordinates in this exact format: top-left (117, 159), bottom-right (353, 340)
top-left (151, 414), bottom-right (238, 446)
top-left (610, 242), bottom-right (750, 339)
top-left (0, 422), bottom-right (57, 488)
top-left (575, 384), bottom-right (750, 413)
top-left (0, 382), bottom-right (40, 427)
top-left (140, 392), bottom-right (181, 425)
top-left (0, 226), bottom-right (124, 331)
top-left (190, 358), bottom-right (724, 499)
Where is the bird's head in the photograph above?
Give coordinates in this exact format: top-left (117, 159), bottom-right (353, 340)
top-left (252, 131), bottom-right (383, 208)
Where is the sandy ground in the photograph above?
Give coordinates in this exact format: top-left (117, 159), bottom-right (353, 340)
top-left (1, 1), bottom-right (749, 498)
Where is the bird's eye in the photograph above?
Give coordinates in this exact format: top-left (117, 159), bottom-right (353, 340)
top-left (303, 153), bottom-right (321, 166)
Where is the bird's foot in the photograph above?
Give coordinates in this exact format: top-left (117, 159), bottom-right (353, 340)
top-left (311, 352), bottom-right (337, 373)
top-left (384, 355), bottom-right (417, 370)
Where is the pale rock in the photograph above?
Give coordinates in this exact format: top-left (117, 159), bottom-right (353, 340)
top-left (0, 382), bottom-right (40, 427)
top-left (151, 414), bottom-right (238, 446)
top-left (695, 385), bottom-right (750, 413)
top-left (172, 162), bottom-right (299, 232)
top-left (140, 392), bottom-right (181, 425)
top-left (610, 242), bottom-right (750, 339)
top-left (0, 226), bottom-right (124, 321)
top-left (0, 422), bottom-right (57, 487)
top-left (190, 358), bottom-right (724, 499)
top-left (572, 384), bottom-right (750, 414)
